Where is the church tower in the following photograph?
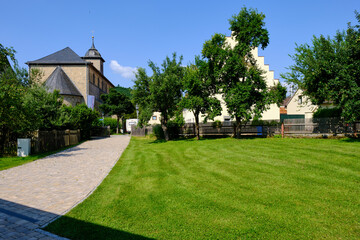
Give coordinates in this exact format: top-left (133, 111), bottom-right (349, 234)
top-left (82, 36), bottom-right (105, 74)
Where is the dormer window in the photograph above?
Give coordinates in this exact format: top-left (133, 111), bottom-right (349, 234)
top-left (298, 95), bottom-right (303, 104)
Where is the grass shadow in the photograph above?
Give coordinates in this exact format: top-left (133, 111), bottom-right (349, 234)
top-left (341, 137), bottom-right (360, 143)
top-left (45, 215), bottom-right (155, 240)
top-left (0, 198), bottom-right (154, 240)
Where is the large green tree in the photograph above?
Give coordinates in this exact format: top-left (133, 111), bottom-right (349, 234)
top-left (180, 57), bottom-right (221, 140)
top-left (0, 44), bottom-right (68, 154)
top-left (133, 53), bottom-right (184, 140)
top-left (202, 8), bottom-right (285, 138)
top-left (100, 88), bottom-right (135, 134)
top-left (281, 12), bottom-right (360, 130)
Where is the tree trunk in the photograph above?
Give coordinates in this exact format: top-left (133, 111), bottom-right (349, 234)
top-left (161, 115), bottom-right (169, 141)
top-left (122, 117), bottom-right (126, 133)
top-left (194, 111), bottom-right (200, 140)
top-left (235, 117), bottom-right (241, 138)
top-left (116, 116), bottom-right (120, 134)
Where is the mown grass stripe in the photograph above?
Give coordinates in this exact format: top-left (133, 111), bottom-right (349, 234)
top-left (45, 137), bottom-right (360, 240)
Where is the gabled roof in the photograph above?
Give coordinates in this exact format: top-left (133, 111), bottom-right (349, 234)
top-left (26, 47), bottom-right (88, 65)
top-left (281, 96), bottom-right (292, 107)
top-left (44, 66), bottom-right (82, 96)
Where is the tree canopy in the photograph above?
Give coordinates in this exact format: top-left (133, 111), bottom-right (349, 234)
top-left (281, 11), bottom-right (360, 123)
top-left (180, 57), bottom-right (221, 140)
top-left (203, 7), bottom-right (285, 137)
top-left (132, 53), bottom-right (184, 140)
top-left (100, 88), bottom-right (135, 133)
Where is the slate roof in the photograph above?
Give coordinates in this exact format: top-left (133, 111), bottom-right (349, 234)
top-left (44, 66), bottom-right (82, 96)
top-left (26, 47), bottom-right (88, 65)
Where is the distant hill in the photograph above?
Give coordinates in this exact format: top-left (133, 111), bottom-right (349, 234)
top-left (113, 86), bottom-right (132, 98)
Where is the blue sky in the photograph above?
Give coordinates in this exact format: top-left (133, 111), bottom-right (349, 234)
top-left (1, 0), bottom-right (358, 88)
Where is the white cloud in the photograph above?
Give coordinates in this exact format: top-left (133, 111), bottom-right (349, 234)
top-left (110, 60), bottom-right (137, 79)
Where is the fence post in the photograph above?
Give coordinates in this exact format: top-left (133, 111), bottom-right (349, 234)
top-left (281, 122), bottom-right (284, 138)
top-left (354, 122), bottom-right (357, 138)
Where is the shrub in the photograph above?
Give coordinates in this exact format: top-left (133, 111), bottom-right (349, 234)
top-left (167, 120), bottom-right (182, 140)
top-left (251, 119), bottom-right (280, 126)
top-left (93, 117), bottom-right (126, 134)
top-left (212, 120), bottom-right (222, 128)
top-left (152, 124), bottom-right (165, 140)
top-left (62, 104), bottom-right (99, 139)
top-left (313, 107), bottom-right (341, 118)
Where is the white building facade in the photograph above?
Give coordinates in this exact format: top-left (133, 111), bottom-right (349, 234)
top-left (150, 36), bottom-right (281, 124)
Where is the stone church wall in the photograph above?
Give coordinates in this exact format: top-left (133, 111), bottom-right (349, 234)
top-left (63, 95), bottom-right (84, 106)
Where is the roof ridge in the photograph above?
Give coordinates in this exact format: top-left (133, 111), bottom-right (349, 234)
top-left (26, 47), bottom-right (87, 65)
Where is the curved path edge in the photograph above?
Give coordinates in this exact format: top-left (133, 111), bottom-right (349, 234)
top-left (0, 135), bottom-right (131, 240)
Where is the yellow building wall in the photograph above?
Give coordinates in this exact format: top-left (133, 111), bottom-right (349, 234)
top-left (30, 65), bottom-right (88, 104)
top-left (84, 59), bottom-right (102, 74)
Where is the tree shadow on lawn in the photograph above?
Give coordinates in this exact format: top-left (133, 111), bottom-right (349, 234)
top-left (44, 215), bottom-right (155, 240)
top-left (0, 198), bottom-right (154, 240)
top-left (341, 137), bottom-right (360, 143)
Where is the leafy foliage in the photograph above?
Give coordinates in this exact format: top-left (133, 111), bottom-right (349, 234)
top-left (100, 88), bottom-right (135, 133)
top-left (313, 107), bottom-right (342, 118)
top-left (152, 124), bottom-right (165, 140)
top-left (0, 44), bottom-right (101, 155)
top-left (93, 117), bottom-right (119, 134)
top-left (202, 7), bottom-right (285, 137)
top-left (180, 57), bottom-right (221, 139)
top-left (22, 86), bottom-right (64, 131)
top-left (114, 86), bottom-right (132, 98)
top-left (282, 11), bottom-right (360, 123)
top-left (133, 53), bottom-right (184, 140)
top-left (62, 104), bottom-right (99, 139)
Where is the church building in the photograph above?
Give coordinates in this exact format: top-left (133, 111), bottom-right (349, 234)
top-left (26, 37), bottom-right (114, 109)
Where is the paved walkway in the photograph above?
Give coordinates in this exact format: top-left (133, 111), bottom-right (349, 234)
top-left (0, 135), bottom-right (130, 239)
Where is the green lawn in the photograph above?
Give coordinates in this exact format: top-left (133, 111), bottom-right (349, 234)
top-left (0, 142), bottom-right (84, 171)
top-left (45, 137), bottom-right (360, 239)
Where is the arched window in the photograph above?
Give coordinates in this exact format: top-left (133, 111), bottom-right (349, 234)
top-left (92, 74), bottom-right (95, 84)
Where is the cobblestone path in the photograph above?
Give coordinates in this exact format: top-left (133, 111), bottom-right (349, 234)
top-left (0, 135), bottom-right (130, 239)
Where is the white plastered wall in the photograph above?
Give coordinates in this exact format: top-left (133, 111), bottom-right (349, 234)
top-left (286, 89), bottom-right (318, 118)
top-left (181, 36), bottom-right (281, 123)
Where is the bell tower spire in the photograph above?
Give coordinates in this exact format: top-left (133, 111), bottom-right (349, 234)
top-left (91, 36), bottom-right (95, 49)
top-left (83, 36), bottom-right (105, 74)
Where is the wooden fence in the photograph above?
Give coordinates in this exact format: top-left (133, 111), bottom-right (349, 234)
top-left (180, 122), bottom-right (275, 137)
top-left (131, 118), bottom-right (360, 138)
top-left (283, 118), bottom-right (359, 136)
top-left (131, 122), bottom-right (279, 137)
top-left (32, 129), bottom-right (81, 154)
top-left (131, 126), bottom-right (153, 137)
